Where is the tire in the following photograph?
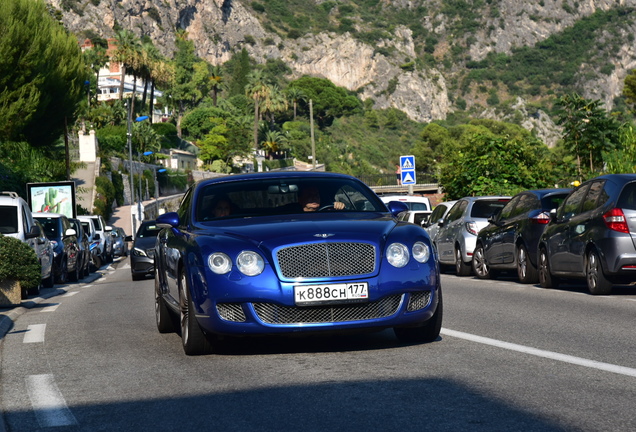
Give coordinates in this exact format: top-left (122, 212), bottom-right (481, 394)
top-left (91, 253), bottom-right (101, 271)
top-left (394, 290), bottom-right (443, 343)
top-left (472, 244), bottom-right (493, 279)
top-left (517, 244), bottom-right (538, 284)
top-left (586, 250), bottom-right (612, 295)
top-left (538, 247), bottom-right (559, 288)
top-left (56, 257), bottom-right (68, 284)
top-left (180, 270), bottom-right (215, 355)
top-left (455, 246), bottom-right (472, 276)
top-left (155, 269), bottom-right (176, 333)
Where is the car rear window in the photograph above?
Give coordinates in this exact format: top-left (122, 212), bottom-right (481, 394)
top-left (618, 182), bottom-right (636, 210)
top-left (0, 206), bottom-right (18, 234)
top-left (471, 200), bottom-right (509, 218)
top-left (540, 193), bottom-right (569, 211)
top-left (138, 224), bottom-right (162, 238)
top-left (36, 218), bottom-right (60, 239)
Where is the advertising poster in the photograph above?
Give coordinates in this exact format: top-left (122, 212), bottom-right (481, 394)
top-left (27, 181), bottom-right (76, 219)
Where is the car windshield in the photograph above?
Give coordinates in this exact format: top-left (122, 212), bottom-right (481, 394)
top-left (35, 217), bottom-right (60, 239)
top-left (0, 206), bottom-right (18, 234)
top-left (195, 177), bottom-right (386, 221)
top-left (138, 223), bottom-right (162, 238)
top-left (471, 199), bottom-right (509, 218)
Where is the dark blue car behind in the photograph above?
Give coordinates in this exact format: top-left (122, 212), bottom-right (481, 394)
top-left (472, 188), bottom-right (571, 283)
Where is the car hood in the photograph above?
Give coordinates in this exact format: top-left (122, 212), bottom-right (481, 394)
top-left (198, 213), bottom-right (399, 250)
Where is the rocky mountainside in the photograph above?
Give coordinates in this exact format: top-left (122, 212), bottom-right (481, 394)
top-left (48, 0), bottom-right (636, 146)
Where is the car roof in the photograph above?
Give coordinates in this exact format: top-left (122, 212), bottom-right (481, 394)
top-left (196, 171), bottom-right (356, 188)
top-left (33, 212), bottom-right (65, 219)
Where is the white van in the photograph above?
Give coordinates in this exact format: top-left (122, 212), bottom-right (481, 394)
top-left (379, 195), bottom-right (432, 212)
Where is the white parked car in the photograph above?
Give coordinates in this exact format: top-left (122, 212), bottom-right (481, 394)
top-left (379, 195), bottom-right (432, 212)
top-left (397, 210), bottom-right (433, 227)
top-left (78, 215), bottom-right (114, 265)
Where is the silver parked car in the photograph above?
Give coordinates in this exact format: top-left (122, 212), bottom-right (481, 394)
top-left (434, 196), bottom-right (510, 275)
top-left (538, 174), bottom-right (636, 295)
top-left (423, 200), bottom-right (457, 241)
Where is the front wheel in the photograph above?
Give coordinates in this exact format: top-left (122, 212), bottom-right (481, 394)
top-left (586, 250), bottom-right (612, 295)
top-left (155, 269), bottom-right (176, 333)
top-left (455, 247), bottom-right (471, 276)
top-left (394, 291), bottom-right (443, 343)
top-left (517, 244), bottom-right (538, 284)
top-left (472, 244), bottom-right (492, 279)
top-left (180, 270), bottom-right (215, 355)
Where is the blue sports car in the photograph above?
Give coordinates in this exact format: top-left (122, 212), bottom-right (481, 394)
top-left (154, 171), bottom-right (442, 355)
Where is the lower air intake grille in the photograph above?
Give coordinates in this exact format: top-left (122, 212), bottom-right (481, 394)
top-left (407, 291), bottom-right (432, 312)
top-left (217, 303), bottom-right (246, 322)
top-left (252, 295), bottom-right (403, 324)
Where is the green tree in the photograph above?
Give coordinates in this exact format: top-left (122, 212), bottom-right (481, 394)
top-left (440, 133), bottom-right (552, 199)
top-left (161, 32), bottom-right (210, 137)
top-left (227, 48), bottom-right (251, 97)
top-left (603, 123), bottom-right (636, 173)
top-left (82, 45), bottom-right (109, 107)
top-left (245, 70), bottom-right (271, 150)
top-left (623, 69), bottom-right (636, 110)
top-left (0, 0), bottom-right (87, 147)
top-left (554, 93), bottom-right (621, 177)
top-left (288, 76), bottom-right (362, 127)
top-left (112, 29), bottom-right (141, 102)
top-left (208, 64), bottom-right (224, 107)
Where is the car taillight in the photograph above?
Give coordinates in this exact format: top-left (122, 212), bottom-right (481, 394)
top-left (603, 208), bottom-right (629, 233)
top-left (465, 221), bottom-right (479, 235)
top-left (531, 212), bottom-right (551, 225)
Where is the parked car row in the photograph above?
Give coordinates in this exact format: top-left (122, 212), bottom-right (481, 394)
top-left (419, 173), bottom-right (636, 295)
top-left (0, 190), bottom-right (130, 298)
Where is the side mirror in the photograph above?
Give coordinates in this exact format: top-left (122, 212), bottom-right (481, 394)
top-left (157, 212), bottom-right (180, 229)
top-left (65, 228), bottom-right (77, 237)
top-left (125, 235), bottom-right (133, 242)
top-left (25, 225), bottom-right (40, 240)
top-left (105, 225), bottom-right (113, 232)
top-left (550, 208), bottom-right (558, 223)
top-left (437, 218), bottom-right (445, 227)
top-left (387, 201), bottom-right (409, 218)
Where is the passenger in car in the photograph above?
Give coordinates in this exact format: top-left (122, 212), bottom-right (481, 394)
top-left (212, 195), bottom-right (233, 218)
top-left (296, 186), bottom-right (345, 212)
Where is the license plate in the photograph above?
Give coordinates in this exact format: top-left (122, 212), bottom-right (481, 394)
top-left (294, 282), bottom-right (369, 306)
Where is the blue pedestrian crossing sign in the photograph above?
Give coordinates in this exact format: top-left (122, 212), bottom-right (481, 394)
top-left (400, 155), bottom-right (416, 185)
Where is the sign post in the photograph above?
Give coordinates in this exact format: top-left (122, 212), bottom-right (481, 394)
top-left (399, 155), bottom-right (416, 195)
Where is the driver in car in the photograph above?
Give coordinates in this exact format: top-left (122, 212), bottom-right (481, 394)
top-left (297, 186), bottom-right (345, 212)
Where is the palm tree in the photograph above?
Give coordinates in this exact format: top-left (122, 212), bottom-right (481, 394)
top-left (261, 130), bottom-right (288, 158)
top-left (285, 87), bottom-right (307, 121)
top-left (112, 30), bottom-right (141, 102)
top-left (209, 64), bottom-right (223, 107)
top-left (245, 70), bottom-right (271, 150)
top-left (82, 45), bottom-right (109, 107)
top-left (261, 85), bottom-right (288, 127)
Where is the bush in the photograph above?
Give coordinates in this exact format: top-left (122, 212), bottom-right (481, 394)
top-left (0, 234), bottom-right (41, 292)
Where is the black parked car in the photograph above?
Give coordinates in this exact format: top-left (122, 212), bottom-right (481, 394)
top-left (472, 188), bottom-right (570, 283)
top-left (131, 220), bottom-right (162, 281)
top-left (538, 174), bottom-right (636, 295)
top-left (33, 213), bottom-right (80, 284)
top-left (69, 217), bottom-right (91, 278)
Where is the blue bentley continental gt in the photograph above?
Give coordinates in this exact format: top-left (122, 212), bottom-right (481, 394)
top-left (154, 171), bottom-right (442, 355)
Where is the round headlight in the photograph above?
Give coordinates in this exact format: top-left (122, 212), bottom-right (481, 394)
top-left (209, 252), bottom-right (232, 274)
top-left (412, 241), bottom-right (430, 263)
top-left (237, 250), bottom-right (264, 276)
top-left (387, 242), bottom-right (409, 268)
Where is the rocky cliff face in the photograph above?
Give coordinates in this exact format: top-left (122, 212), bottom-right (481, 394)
top-left (47, 0), bottom-right (636, 145)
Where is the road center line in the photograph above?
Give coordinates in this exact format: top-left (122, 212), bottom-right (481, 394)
top-left (23, 324), bottom-right (46, 343)
top-left (25, 374), bottom-right (77, 428)
top-left (441, 328), bottom-right (636, 378)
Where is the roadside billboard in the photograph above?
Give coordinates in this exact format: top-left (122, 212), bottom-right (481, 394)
top-left (27, 181), bottom-right (76, 219)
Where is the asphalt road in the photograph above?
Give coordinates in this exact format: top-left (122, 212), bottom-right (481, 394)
top-left (1, 259), bottom-right (635, 431)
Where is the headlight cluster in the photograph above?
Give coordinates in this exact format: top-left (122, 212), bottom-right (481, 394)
top-left (386, 241), bottom-right (430, 268)
top-left (132, 247), bottom-right (148, 257)
top-left (208, 251), bottom-right (264, 276)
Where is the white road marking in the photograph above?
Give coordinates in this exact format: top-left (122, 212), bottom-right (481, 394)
top-left (40, 304), bottom-right (60, 313)
top-left (23, 324), bottom-right (46, 343)
top-left (25, 374), bottom-right (77, 427)
top-left (62, 292), bottom-right (78, 297)
top-left (441, 328), bottom-right (636, 378)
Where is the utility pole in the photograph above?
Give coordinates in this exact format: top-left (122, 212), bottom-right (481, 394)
top-left (126, 102), bottom-right (137, 236)
top-left (310, 99), bottom-right (315, 170)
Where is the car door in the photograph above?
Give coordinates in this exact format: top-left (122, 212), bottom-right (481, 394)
top-left (547, 184), bottom-right (589, 273)
top-left (562, 180), bottom-right (606, 274)
top-left (502, 194), bottom-right (539, 264)
top-left (435, 200), bottom-right (467, 264)
top-left (484, 195), bottom-right (520, 265)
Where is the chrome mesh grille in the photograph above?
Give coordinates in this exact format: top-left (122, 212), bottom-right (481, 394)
top-left (276, 242), bottom-right (376, 278)
top-left (407, 291), bottom-right (431, 312)
top-left (253, 294), bottom-right (402, 324)
top-left (216, 303), bottom-right (246, 322)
